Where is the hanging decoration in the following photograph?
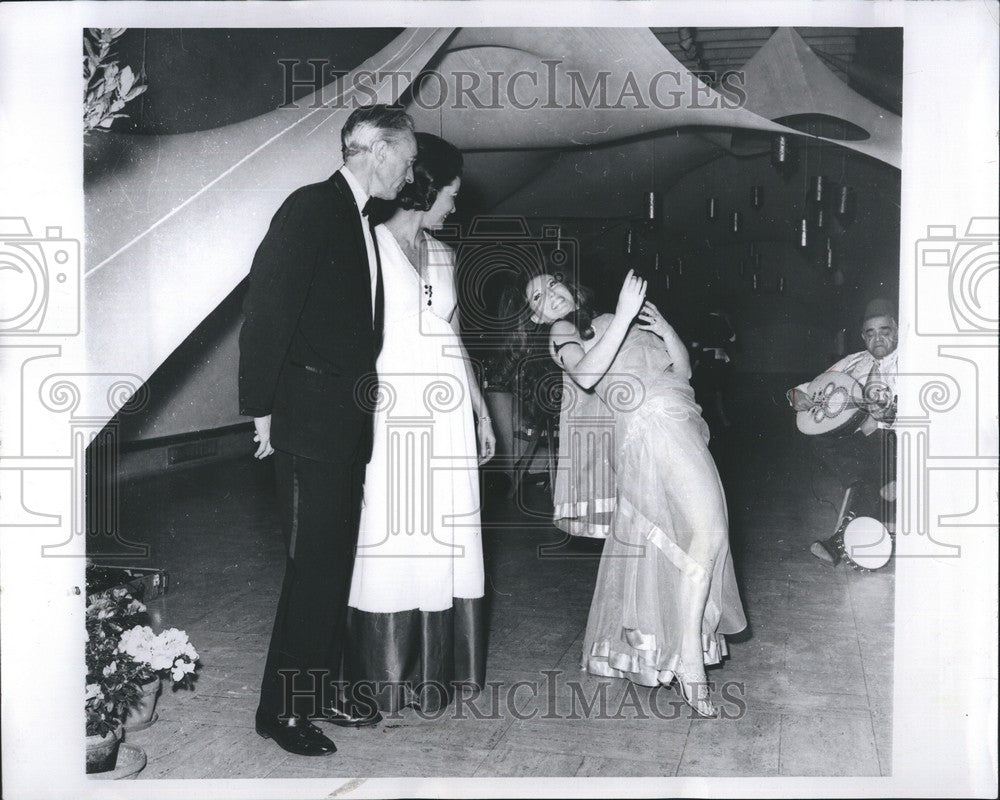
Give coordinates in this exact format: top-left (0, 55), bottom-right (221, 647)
top-left (770, 134), bottom-right (797, 178)
top-left (834, 185), bottom-right (856, 227)
top-left (814, 205), bottom-right (828, 230)
top-left (706, 197), bottom-right (718, 221)
top-left (646, 191), bottom-right (661, 223)
top-left (731, 210), bottom-right (742, 235)
top-left (777, 276), bottom-right (786, 294)
top-left (676, 257), bottom-right (685, 276)
top-left (751, 185), bottom-right (764, 209)
top-left (624, 226), bottom-right (633, 255)
top-left (752, 272), bottom-right (761, 292)
top-left (823, 236), bottom-right (836, 271)
top-left (809, 175), bottom-right (827, 206)
top-left (797, 217), bottom-right (810, 249)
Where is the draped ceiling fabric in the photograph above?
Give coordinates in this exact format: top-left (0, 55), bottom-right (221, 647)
top-left (407, 27), bottom-right (794, 150)
top-left (85, 28), bottom-right (453, 415)
top-left (738, 27), bottom-right (902, 167)
top-left (407, 26), bottom-right (900, 217)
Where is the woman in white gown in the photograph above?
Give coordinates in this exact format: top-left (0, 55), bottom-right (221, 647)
top-left (344, 133), bottom-right (495, 713)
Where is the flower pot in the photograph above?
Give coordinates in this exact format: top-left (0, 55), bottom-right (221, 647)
top-left (90, 743), bottom-right (147, 780)
top-left (124, 676), bottom-right (161, 731)
top-left (85, 725), bottom-right (123, 774)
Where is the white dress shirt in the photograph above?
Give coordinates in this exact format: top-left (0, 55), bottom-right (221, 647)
top-left (339, 166), bottom-right (378, 320)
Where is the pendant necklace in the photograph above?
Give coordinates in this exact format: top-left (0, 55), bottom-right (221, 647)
top-left (397, 231), bottom-right (432, 308)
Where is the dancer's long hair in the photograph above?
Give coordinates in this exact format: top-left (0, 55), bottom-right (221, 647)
top-left (497, 271), bottom-right (598, 423)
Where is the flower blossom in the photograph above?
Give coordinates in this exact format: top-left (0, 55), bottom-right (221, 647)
top-left (171, 658), bottom-right (196, 682)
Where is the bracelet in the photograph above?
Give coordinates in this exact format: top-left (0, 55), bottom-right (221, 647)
top-left (477, 415), bottom-right (491, 425)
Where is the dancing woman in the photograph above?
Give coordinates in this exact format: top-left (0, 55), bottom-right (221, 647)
top-left (503, 270), bottom-right (746, 716)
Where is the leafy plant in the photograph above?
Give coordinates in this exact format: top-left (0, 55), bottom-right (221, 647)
top-left (85, 588), bottom-right (145, 737)
top-left (84, 586), bottom-right (200, 737)
top-left (83, 28), bottom-right (147, 135)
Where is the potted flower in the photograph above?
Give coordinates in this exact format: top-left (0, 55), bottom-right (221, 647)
top-left (85, 585), bottom-right (200, 774)
top-left (85, 588), bottom-right (145, 773)
top-left (117, 624), bottom-right (199, 731)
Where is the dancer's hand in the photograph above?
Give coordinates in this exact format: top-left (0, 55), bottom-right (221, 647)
top-left (615, 269), bottom-right (647, 321)
top-left (477, 416), bottom-right (496, 465)
top-left (252, 415), bottom-right (274, 459)
top-left (637, 301), bottom-right (673, 339)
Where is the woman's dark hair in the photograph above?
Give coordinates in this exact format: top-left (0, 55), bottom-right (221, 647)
top-left (395, 132), bottom-right (463, 211)
top-left (497, 271), bottom-right (597, 422)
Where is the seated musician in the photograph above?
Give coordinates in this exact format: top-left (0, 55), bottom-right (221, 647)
top-left (786, 298), bottom-right (898, 565)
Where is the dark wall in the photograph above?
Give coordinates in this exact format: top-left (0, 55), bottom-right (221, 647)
top-left (499, 139), bottom-right (900, 378)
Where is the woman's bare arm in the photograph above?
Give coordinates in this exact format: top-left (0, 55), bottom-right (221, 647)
top-left (551, 271), bottom-right (646, 390)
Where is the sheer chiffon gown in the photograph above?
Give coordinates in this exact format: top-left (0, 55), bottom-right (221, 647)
top-left (553, 314), bottom-right (746, 685)
top-left (344, 227), bottom-right (486, 712)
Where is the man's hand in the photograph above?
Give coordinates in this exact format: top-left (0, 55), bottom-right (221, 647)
top-left (869, 394), bottom-right (897, 424)
top-left (786, 387), bottom-right (818, 412)
top-left (253, 415), bottom-right (274, 459)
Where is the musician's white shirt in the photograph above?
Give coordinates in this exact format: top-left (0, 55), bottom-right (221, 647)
top-left (795, 349), bottom-right (898, 434)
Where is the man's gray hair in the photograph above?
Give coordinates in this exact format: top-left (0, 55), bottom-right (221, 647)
top-left (341, 105), bottom-right (415, 161)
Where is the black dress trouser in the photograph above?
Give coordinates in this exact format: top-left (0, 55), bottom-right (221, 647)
top-left (810, 429), bottom-right (896, 524)
top-left (258, 450), bottom-right (365, 719)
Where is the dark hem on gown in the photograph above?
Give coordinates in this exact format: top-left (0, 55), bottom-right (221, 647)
top-left (344, 597), bottom-right (487, 712)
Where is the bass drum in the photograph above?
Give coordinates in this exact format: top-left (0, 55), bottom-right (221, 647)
top-left (838, 516), bottom-right (894, 571)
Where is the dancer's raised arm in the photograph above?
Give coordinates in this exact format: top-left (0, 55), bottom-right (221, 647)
top-left (551, 270), bottom-right (646, 389)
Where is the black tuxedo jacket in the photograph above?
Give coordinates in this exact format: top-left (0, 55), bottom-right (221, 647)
top-left (238, 171), bottom-right (383, 464)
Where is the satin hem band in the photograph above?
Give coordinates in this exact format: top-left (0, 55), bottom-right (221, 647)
top-left (344, 596), bottom-right (486, 713)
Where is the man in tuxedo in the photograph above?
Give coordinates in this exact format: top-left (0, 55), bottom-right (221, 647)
top-left (239, 104), bottom-right (417, 756)
top-left (787, 298), bottom-right (899, 566)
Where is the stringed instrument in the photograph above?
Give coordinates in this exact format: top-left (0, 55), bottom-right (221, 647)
top-left (795, 370), bottom-right (894, 437)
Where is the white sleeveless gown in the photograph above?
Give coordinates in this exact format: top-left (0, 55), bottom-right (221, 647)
top-left (344, 226), bottom-right (485, 711)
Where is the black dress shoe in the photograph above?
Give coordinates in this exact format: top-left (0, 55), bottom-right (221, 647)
top-left (255, 710), bottom-right (337, 756)
top-left (318, 700), bottom-right (383, 728)
top-left (810, 537), bottom-right (841, 566)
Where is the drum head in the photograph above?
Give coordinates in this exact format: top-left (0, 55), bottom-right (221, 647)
top-left (840, 516), bottom-right (893, 571)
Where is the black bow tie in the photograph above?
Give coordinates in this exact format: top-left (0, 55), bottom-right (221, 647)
top-left (361, 198), bottom-right (375, 217)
